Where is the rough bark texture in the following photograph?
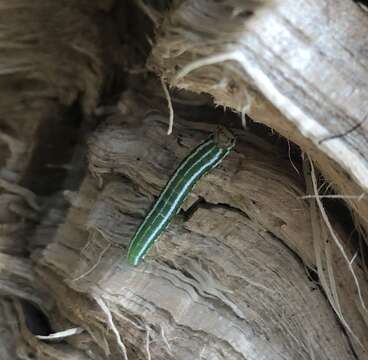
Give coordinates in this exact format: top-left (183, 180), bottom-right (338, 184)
top-left (33, 95), bottom-right (365, 359)
top-left (0, 0), bottom-right (367, 360)
top-left (149, 0), bottom-right (368, 234)
top-left (0, 0), bottom-right (118, 358)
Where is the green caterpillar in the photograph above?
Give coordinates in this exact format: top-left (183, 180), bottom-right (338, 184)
top-left (127, 126), bottom-right (236, 266)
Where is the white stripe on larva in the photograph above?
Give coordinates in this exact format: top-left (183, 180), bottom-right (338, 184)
top-left (128, 137), bottom-right (213, 251)
top-left (134, 147), bottom-right (223, 262)
top-left (134, 144), bottom-right (219, 257)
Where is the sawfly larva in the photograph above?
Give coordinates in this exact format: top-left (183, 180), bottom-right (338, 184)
top-left (127, 126), bottom-right (236, 266)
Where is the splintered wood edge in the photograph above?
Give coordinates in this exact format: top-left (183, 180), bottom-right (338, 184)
top-left (149, 0), bottom-right (368, 234)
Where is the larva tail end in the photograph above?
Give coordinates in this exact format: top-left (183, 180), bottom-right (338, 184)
top-left (127, 251), bottom-right (141, 266)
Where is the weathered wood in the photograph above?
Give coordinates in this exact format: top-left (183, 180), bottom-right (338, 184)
top-left (0, 0), bottom-right (117, 358)
top-left (0, 1), bottom-right (367, 359)
top-left (34, 94), bottom-right (367, 359)
top-left (0, 298), bottom-right (20, 360)
top-left (149, 0), bottom-right (368, 235)
top-left (0, 0), bottom-right (111, 253)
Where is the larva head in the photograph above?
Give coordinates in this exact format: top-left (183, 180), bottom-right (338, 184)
top-left (214, 126), bottom-right (236, 150)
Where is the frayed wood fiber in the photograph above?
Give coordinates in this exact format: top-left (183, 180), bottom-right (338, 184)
top-left (33, 92), bottom-right (367, 359)
top-left (149, 0), bottom-right (368, 238)
top-left (0, 0), bottom-right (106, 113)
top-left (0, 0), bottom-right (367, 359)
top-left (0, 1), bottom-right (117, 358)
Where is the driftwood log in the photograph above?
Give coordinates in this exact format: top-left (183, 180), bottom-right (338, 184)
top-left (0, 1), bottom-right (367, 359)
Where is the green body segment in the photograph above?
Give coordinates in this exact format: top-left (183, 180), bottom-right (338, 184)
top-left (127, 127), bottom-right (236, 266)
